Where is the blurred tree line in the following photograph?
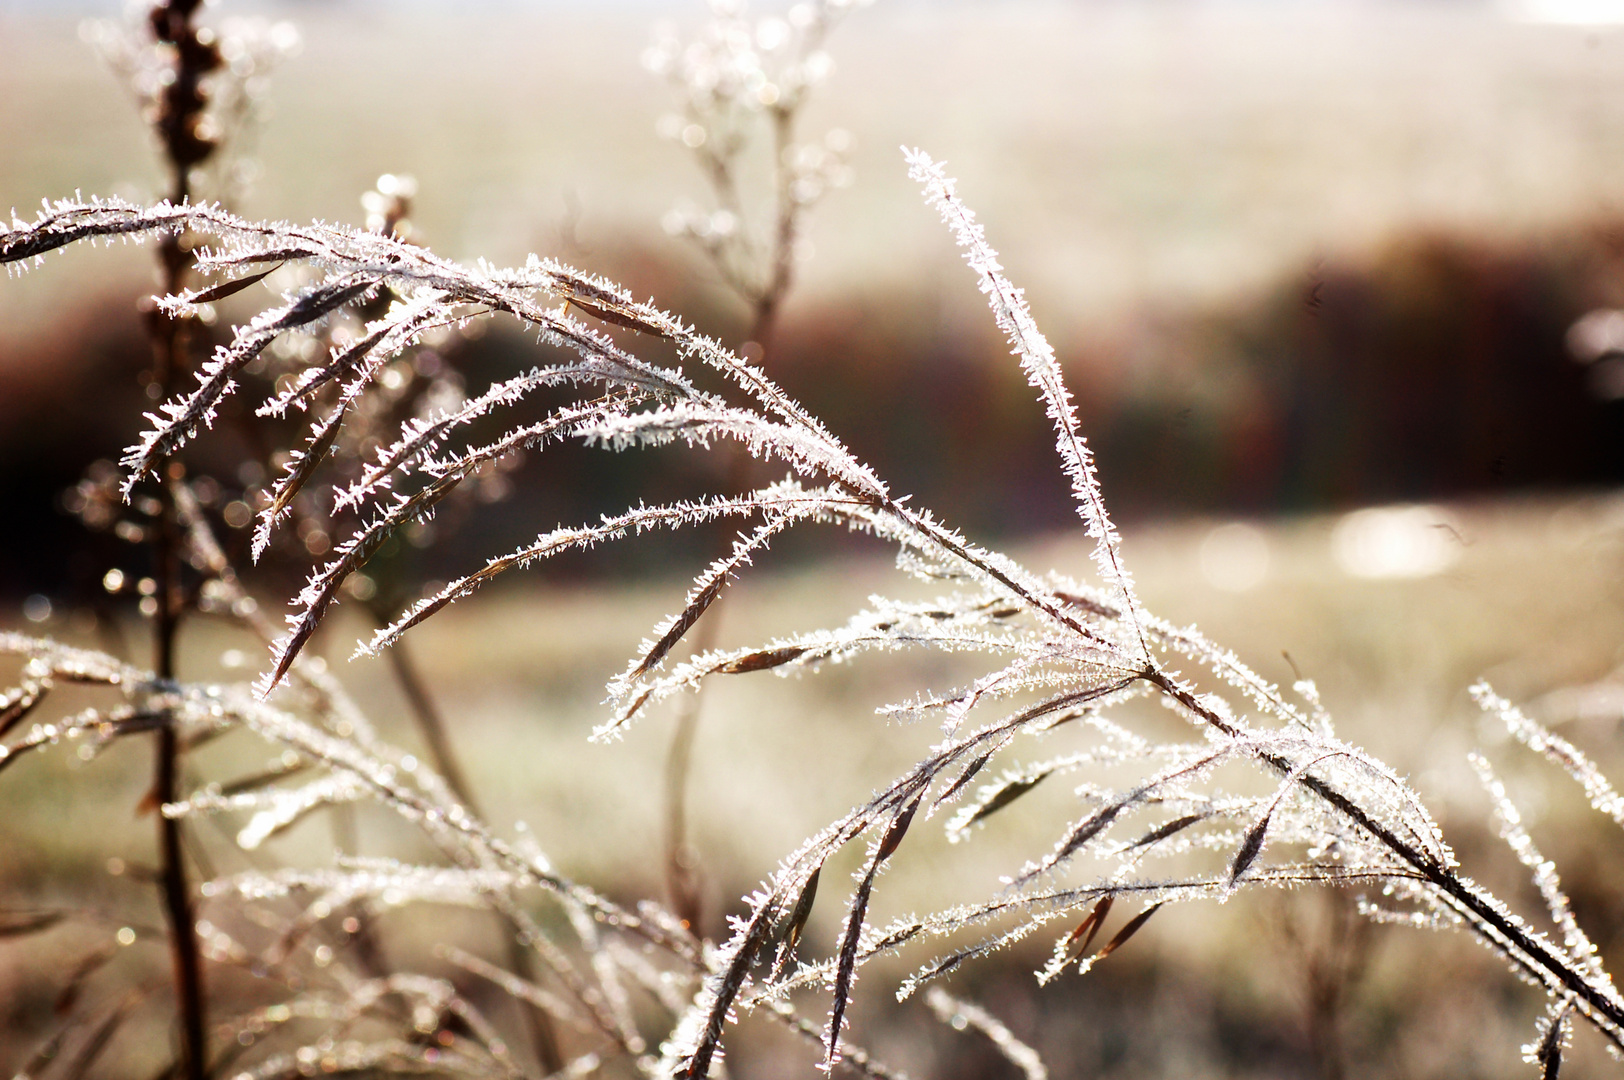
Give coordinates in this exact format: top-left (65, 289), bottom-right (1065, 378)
top-left (2, 216), bottom-right (1621, 603)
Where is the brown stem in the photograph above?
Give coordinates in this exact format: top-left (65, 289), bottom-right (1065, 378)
top-left (660, 229), bottom-right (796, 937)
top-left (877, 494), bottom-right (1624, 1041)
top-left (660, 97), bottom-right (804, 940)
top-left (753, 106), bottom-right (799, 346)
top-left (1302, 895), bottom-right (1369, 1080)
top-left (662, 621), bottom-right (713, 934)
top-left (141, 5), bottom-right (222, 1071)
top-left (381, 636), bottom-right (477, 804)
top-left (1142, 667), bottom-right (1624, 1043)
top-left (372, 611), bottom-right (564, 1073)
top-left (154, 724), bottom-right (206, 1080)
top-left (150, 293), bottom-right (207, 1080)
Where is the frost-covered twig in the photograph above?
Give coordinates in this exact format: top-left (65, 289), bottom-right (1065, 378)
top-left (7, 134), bottom-right (1624, 1079)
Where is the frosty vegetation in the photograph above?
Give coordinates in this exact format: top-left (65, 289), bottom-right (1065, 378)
top-left (1, 2), bottom-right (1621, 1078)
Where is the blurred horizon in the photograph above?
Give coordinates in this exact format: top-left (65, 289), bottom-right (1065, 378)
top-left (8, 1), bottom-right (1624, 325)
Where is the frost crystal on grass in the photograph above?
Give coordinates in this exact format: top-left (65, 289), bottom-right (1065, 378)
top-left (5, 135), bottom-right (1624, 1077)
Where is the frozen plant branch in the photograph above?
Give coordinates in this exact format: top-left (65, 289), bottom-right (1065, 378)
top-left (4, 149), bottom-right (1624, 1078)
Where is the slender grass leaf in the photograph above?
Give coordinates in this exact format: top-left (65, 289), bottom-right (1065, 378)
top-left (830, 795), bottom-right (921, 1067)
top-left (185, 262), bottom-right (283, 304)
top-left (1062, 896), bottom-right (1114, 966)
top-left (54, 944), bottom-right (118, 1017)
top-left (1127, 813), bottom-right (1207, 852)
top-left (877, 794), bottom-right (922, 862)
top-left (0, 680), bottom-right (46, 738)
top-left (565, 297), bottom-right (673, 340)
top-left (631, 577), bottom-right (725, 682)
top-left (253, 401), bottom-right (346, 560)
top-left (934, 751), bottom-right (994, 809)
top-left (1229, 812), bottom-right (1272, 887)
top-left (1539, 1004), bottom-right (1572, 1080)
top-left (218, 759), bottom-right (312, 798)
top-left (784, 866), bottom-right (821, 954)
top-left (718, 646), bottom-right (808, 674)
top-left (1093, 902), bottom-right (1164, 962)
top-left (964, 772), bottom-right (1050, 829)
top-left (0, 910), bottom-right (66, 938)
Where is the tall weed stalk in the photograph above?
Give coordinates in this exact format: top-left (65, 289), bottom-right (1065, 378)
top-left (643, 0), bottom-right (863, 934)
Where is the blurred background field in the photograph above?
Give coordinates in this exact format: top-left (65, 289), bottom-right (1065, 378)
top-left (4, 492), bottom-right (1624, 1077)
top-left (6, 0), bottom-right (1624, 593)
top-left (11, 0), bottom-right (1624, 330)
top-left (4, 0), bottom-right (1624, 1076)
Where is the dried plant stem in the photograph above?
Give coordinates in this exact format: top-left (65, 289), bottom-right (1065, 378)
top-left (1303, 896), bottom-right (1369, 1080)
top-left (753, 107), bottom-right (798, 345)
top-left (141, 4), bottom-right (223, 1073)
top-left (659, 94), bottom-right (801, 936)
top-left (663, 653), bottom-right (709, 932)
top-left (154, 723), bottom-right (207, 1080)
top-left (150, 267), bottom-right (208, 1080)
top-left (1146, 668), bottom-right (1624, 1039)
top-left (371, 610), bottom-right (564, 1072)
top-left (379, 631), bottom-right (475, 805)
